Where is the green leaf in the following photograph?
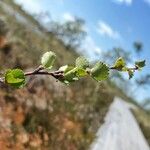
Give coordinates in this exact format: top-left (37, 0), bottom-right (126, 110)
top-left (60, 67), bottom-right (79, 84)
top-left (60, 67), bottom-right (88, 84)
top-left (59, 65), bottom-right (74, 73)
top-left (59, 65), bottom-right (69, 72)
top-left (127, 69), bottom-right (134, 79)
top-left (122, 67), bottom-right (128, 72)
top-left (41, 51), bottom-right (56, 69)
top-left (112, 57), bottom-right (126, 71)
top-left (59, 66), bottom-right (79, 84)
top-left (135, 60), bottom-right (146, 69)
top-left (5, 69), bottom-right (25, 88)
top-left (75, 56), bottom-right (89, 69)
top-left (91, 62), bottom-right (109, 82)
top-left (76, 68), bottom-right (88, 77)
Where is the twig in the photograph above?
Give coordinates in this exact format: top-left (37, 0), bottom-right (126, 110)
top-left (24, 66), bottom-right (64, 80)
top-left (110, 66), bottom-right (138, 71)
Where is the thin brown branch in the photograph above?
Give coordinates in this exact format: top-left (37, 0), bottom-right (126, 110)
top-left (24, 67), bottom-right (64, 80)
top-left (0, 77), bottom-right (4, 84)
top-left (110, 66), bottom-right (138, 71)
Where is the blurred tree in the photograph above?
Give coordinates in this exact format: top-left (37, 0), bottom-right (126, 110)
top-left (101, 47), bottom-right (132, 93)
top-left (101, 44), bottom-right (145, 97)
top-left (49, 17), bottom-right (87, 50)
top-left (133, 42), bottom-right (150, 90)
top-left (136, 74), bottom-right (150, 86)
top-left (33, 11), bottom-right (52, 25)
top-left (134, 41), bottom-right (143, 55)
top-left (102, 47), bottom-right (131, 64)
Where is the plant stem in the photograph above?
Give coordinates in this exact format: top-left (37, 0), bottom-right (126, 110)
top-left (110, 66), bottom-right (138, 71)
top-left (24, 66), bottom-right (64, 80)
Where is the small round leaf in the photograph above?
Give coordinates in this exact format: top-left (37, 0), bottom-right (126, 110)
top-left (41, 51), bottom-right (56, 69)
top-left (91, 62), bottom-right (109, 82)
top-left (75, 56), bottom-right (89, 69)
top-left (135, 60), bottom-right (146, 69)
top-left (5, 69), bottom-right (25, 88)
top-left (112, 57), bottom-right (126, 71)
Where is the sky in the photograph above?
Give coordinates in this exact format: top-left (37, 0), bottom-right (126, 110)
top-left (14, 0), bottom-right (150, 102)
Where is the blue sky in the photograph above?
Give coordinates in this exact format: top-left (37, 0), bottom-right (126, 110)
top-left (15, 0), bottom-right (150, 102)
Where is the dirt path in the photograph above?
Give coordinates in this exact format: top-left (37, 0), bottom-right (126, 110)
top-left (90, 97), bottom-right (150, 150)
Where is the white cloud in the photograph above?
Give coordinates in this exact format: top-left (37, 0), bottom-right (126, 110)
top-left (14, 0), bottom-right (42, 13)
top-left (97, 21), bottom-right (120, 39)
top-left (113, 0), bottom-right (133, 5)
top-left (82, 36), bottom-right (102, 56)
top-left (63, 12), bottom-right (75, 22)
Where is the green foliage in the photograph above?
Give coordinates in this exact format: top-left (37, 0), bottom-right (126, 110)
top-left (127, 69), bottom-right (134, 79)
top-left (0, 51), bottom-right (146, 88)
top-left (75, 56), bottom-right (89, 69)
top-left (62, 67), bottom-right (80, 84)
top-left (135, 60), bottom-right (146, 69)
top-left (59, 65), bottom-right (70, 72)
top-left (61, 67), bottom-right (87, 84)
top-left (76, 68), bottom-right (88, 77)
top-left (49, 17), bottom-right (87, 49)
top-left (41, 51), bottom-right (56, 69)
top-left (59, 56), bottom-right (89, 84)
top-left (5, 69), bottom-right (25, 88)
top-left (91, 62), bottom-right (109, 82)
top-left (110, 57), bottom-right (146, 79)
top-left (112, 57), bottom-right (126, 71)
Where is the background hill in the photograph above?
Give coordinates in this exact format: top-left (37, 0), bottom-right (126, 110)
top-left (0, 0), bottom-right (149, 149)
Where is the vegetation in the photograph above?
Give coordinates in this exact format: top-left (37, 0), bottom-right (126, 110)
top-left (48, 17), bottom-right (86, 50)
top-left (0, 0), bottom-right (149, 149)
top-left (0, 50), bottom-right (146, 88)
